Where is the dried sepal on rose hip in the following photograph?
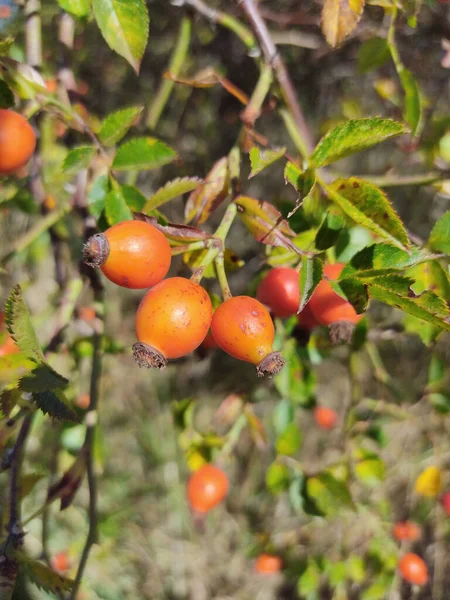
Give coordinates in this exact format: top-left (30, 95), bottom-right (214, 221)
top-left (83, 220), bottom-right (171, 289)
top-left (308, 263), bottom-right (363, 345)
top-left (0, 109), bottom-right (36, 175)
top-left (211, 296), bottom-right (285, 377)
top-left (133, 277), bottom-right (212, 369)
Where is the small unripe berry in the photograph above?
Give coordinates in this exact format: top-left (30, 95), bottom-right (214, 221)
top-left (398, 553), bottom-right (428, 586)
top-left (187, 464), bottom-right (228, 513)
top-left (0, 110), bottom-right (36, 174)
top-left (211, 296), bottom-right (285, 376)
top-left (133, 277), bottom-right (212, 368)
top-left (314, 406), bottom-right (338, 430)
top-left (308, 263), bottom-right (362, 344)
top-left (254, 554), bottom-right (282, 574)
top-left (83, 220), bottom-right (171, 289)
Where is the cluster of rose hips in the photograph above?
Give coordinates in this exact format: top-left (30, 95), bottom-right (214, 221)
top-left (83, 220), bottom-right (285, 376)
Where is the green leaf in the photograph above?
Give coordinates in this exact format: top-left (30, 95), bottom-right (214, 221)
top-left (1, 58), bottom-right (46, 99)
top-left (276, 422), bottom-right (302, 455)
top-left (346, 555), bottom-right (365, 583)
top-left (185, 158), bottom-right (229, 225)
top-left (249, 146), bottom-right (286, 178)
top-left (368, 274), bottom-right (450, 332)
top-left (113, 137), bottom-right (177, 171)
top-left (274, 340), bottom-right (315, 406)
top-left (355, 454), bottom-right (385, 487)
top-left (16, 552), bottom-right (74, 594)
top-left (88, 174), bottom-right (109, 219)
top-left (143, 177), bottom-right (202, 213)
top-left (266, 462), bottom-right (291, 494)
top-left (306, 472), bottom-right (355, 515)
top-left (273, 398), bottom-right (294, 435)
top-left (0, 79), bottom-right (14, 108)
top-left (429, 211), bottom-right (450, 254)
top-left (297, 559), bottom-right (321, 597)
top-left (0, 37), bottom-right (15, 56)
top-left (56, 0), bottom-right (90, 17)
top-left (341, 243), bottom-right (435, 278)
top-left (98, 106), bottom-right (143, 146)
top-left (33, 389), bottom-right (79, 422)
top-left (428, 393), bottom-right (450, 414)
top-left (92, 0), bottom-right (149, 74)
top-left (315, 212), bottom-right (345, 251)
top-left (310, 118), bottom-right (407, 167)
top-left (358, 38), bottom-right (390, 73)
top-left (323, 178), bottom-right (409, 250)
top-left (19, 363), bottom-right (68, 393)
top-left (299, 257), bottom-right (323, 312)
top-left (105, 179), bottom-right (133, 225)
top-left (62, 146), bottom-right (96, 174)
top-left (5, 285), bottom-right (44, 362)
top-left (20, 472), bottom-right (45, 499)
top-left (120, 184), bottom-right (146, 212)
top-left (338, 277), bottom-right (369, 313)
top-left (399, 69), bottom-right (421, 135)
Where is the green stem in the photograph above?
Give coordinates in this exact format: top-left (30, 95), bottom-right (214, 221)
top-left (1, 206), bottom-right (70, 265)
top-left (214, 254), bottom-right (233, 300)
top-left (170, 240), bottom-right (208, 256)
top-left (241, 63), bottom-right (273, 125)
top-left (147, 16), bottom-right (192, 129)
top-left (279, 108), bottom-right (309, 160)
top-left (215, 202), bottom-right (238, 241)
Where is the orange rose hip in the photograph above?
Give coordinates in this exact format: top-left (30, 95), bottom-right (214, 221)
top-left (211, 296), bottom-right (284, 376)
top-left (83, 220), bottom-right (171, 289)
top-left (133, 277), bottom-right (212, 368)
top-left (398, 553), bottom-right (428, 586)
top-left (187, 464), bottom-right (228, 513)
top-left (254, 554), bottom-right (282, 574)
top-left (0, 110), bottom-right (36, 174)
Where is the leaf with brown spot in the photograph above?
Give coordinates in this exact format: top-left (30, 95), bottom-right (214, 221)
top-left (235, 195), bottom-right (300, 252)
top-left (322, 0), bottom-right (365, 48)
top-left (185, 157), bottom-right (230, 225)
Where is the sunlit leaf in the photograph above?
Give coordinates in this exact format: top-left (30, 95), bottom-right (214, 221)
top-left (414, 465), bottom-right (442, 497)
top-left (98, 106), bottom-right (143, 146)
top-left (185, 158), bottom-right (229, 225)
top-left (5, 285), bottom-right (43, 362)
top-left (321, 0), bottom-right (365, 48)
top-left (56, 0), bottom-right (90, 17)
top-left (113, 137), bottom-right (177, 171)
top-left (15, 552), bottom-right (74, 595)
top-left (276, 422), bottom-right (302, 455)
top-left (399, 69), bottom-right (421, 135)
top-left (310, 118), bottom-right (407, 167)
top-left (323, 178), bottom-right (409, 249)
top-left (92, 0), bottom-right (149, 73)
top-left (62, 146), bottom-right (96, 174)
top-left (429, 211), bottom-right (450, 255)
top-left (249, 146), bottom-right (286, 179)
top-left (306, 472), bottom-right (355, 514)
top-left (144, 177), bottom-right (203, 213)
top-left (105, 179), bottom-right (133, 225)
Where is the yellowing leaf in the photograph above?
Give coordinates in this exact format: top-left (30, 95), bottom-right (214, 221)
top-left (322, 0), bottom-right (365, 48)
top-left (414, 466), bottom-right (442, 497)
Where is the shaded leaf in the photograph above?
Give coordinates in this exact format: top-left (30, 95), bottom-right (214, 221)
top-left (15, 551), bottom-right (74, 595)
top-left (113, 137), bottom-right (177, 171)
top-left (47, 446), bottom-right (88, 509)
top-left (0, 79), bottom-right (14, 108)
top-left (299, 256), bottom-right (323, 312)
top-left (105, 179), bottom-right (133, 225)
top-left (120, 184), bottom-right (146, 212)
top-left (5, 285), bottom-right (44, 362)
top-left (235, 195), bottom-right (300, 253)
top-left (358, 38), bottom-right (390, 73)
top-left (310, 118), bottom-right (407, 167)
top-left (322, 0), bottom-right (365, 48)
top-left (245, 406), bottom-right (268, 449)
top-left (56, 0), bottom-right (90, 17)
top-left (19, 363), bottom-right (68, 393)
top-left (249, 146), bottom-right (286, 179)
top-left (92, 0), bottom-right (149, 73)
top-left (429, 211), bottom-right (450, 255)
top-left (98, 106), bottom-right (143, 146)
top-left (315, 212), bottom-right (345, 251)
top-left (185, 158), bottom-right (229, 225)
top-left (144, 177), bottom-right (203, 213)
top-left (338, 277), bottom-right (369, 313)
top-left (33, 389), bottom-right (79, 422)
top-left (62, 146), bottom-right (96, 174)
top-left (20, 472), bottom-right (45, 499)
top-left (88, 174), bottom-right (109, 219)
top-left (323, 178), bottom-right (409, 249)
